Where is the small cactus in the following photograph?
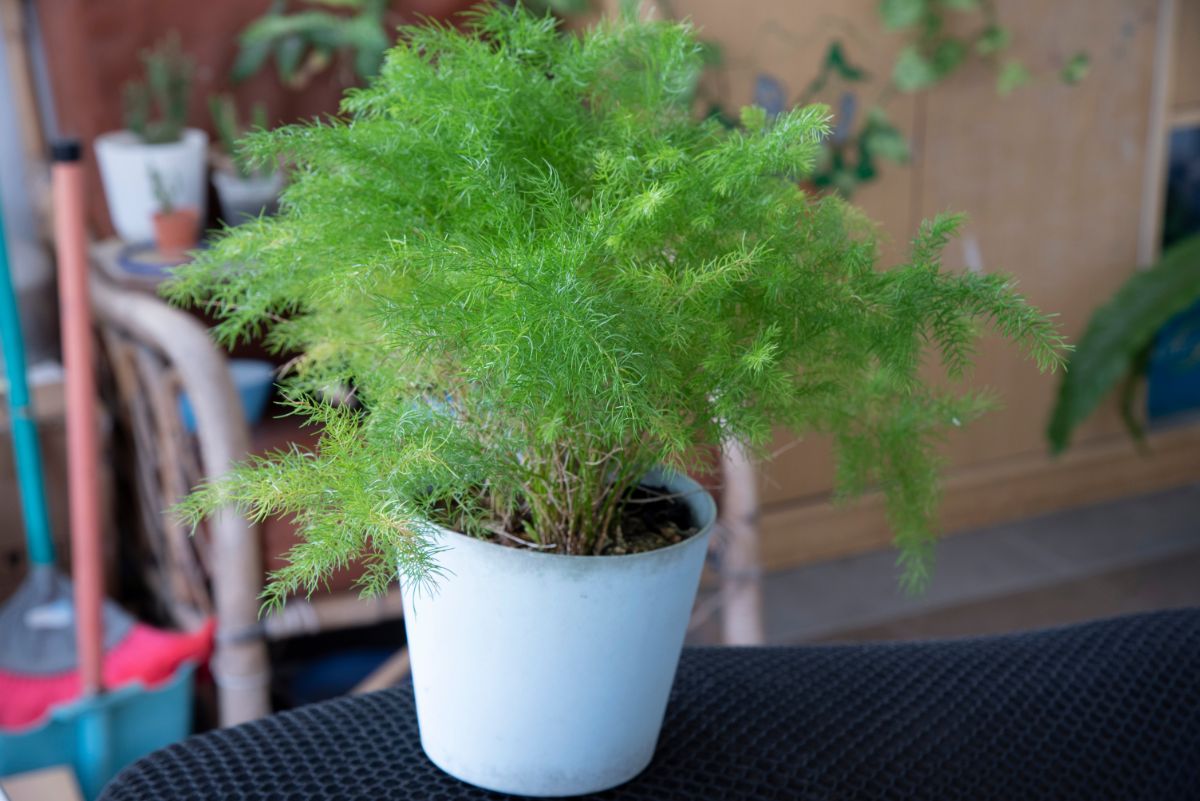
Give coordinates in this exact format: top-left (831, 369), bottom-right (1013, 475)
top-left (123, 33), bottom-right (193, 145)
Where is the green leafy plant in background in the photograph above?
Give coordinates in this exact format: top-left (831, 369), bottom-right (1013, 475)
top-left (649, 0), bottom-right (1089, 197)
top-left (209, 94), bottom-right (274, 179)
top-left (123, 32), bottom-right (194, 145)
top-left (1047, 233), bottom-right (1200, 452)
top-left (880, 0), bottom-right (1088, 94)
top-left (167, 5), bottom-right (1065, 605)
top-left (823, 0), bottom-right (1087, 194)
top-left (232, 0), bottom-right (391, 88)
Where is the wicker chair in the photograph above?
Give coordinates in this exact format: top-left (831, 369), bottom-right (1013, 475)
top-left (89, 259), bottom-right (404, 726)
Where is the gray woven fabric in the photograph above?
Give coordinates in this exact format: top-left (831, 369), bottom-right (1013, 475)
top-left (101, 609), bottom-right (1200, 800)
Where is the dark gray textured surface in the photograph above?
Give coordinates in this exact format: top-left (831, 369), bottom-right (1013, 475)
top-left (101, 610), bottom-right (1200, 800)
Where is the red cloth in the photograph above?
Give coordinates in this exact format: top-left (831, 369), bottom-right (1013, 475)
top-left (0, 618), bottom-right (213, 731)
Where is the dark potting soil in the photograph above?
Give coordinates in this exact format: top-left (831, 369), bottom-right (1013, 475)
top-left (598, 484), bottom-right (699, 555)
top-left (467, 484), bottom-right (700, 556)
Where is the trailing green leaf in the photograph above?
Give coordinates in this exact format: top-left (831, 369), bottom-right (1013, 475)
top-left (893, 45), bottom-right (938, 92)
top-left (1047, 233), bottom-right (1200, 453)
top-left (1061, 52), bottom-right (1090, 85)
top-left (880, 0), bottom-right (928, 30)
top-left (996, 59), bottom-right (1030, 94)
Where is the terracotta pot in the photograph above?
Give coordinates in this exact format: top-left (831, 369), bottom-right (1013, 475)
top-left (152, 208), bottom-right (200, 261)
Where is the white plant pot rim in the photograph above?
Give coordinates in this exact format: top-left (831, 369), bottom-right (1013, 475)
top-left (95, 127), bottom-right (208, 147)
top-left (428, 495), bottom-right (713, 562)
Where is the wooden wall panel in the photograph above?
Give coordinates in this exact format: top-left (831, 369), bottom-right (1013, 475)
top-left (1172, 0), bottom-right (1200, 112)
top-left (619, 0), bottom-right (1196, 567)
top-left (919, 0), bottom-right (1160, 467)
top-left (759, 421), bottom-right (1200, 571)
top-left (652, 0), bottom-right (921, 505)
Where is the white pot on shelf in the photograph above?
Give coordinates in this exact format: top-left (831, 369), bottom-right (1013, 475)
top-left (401, 468), bottom-right (716, 797)
top-left (94, 128), bottom-right (208, 243)
top-left (212, 169), bottom-right (284, 226)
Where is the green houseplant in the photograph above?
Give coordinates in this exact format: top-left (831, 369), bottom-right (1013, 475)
top-left (169, 5), bottom-right (1064, 794)
top-left (208, 94), bottom-right (284, 225)
top-left (96, 33), bottom-right (209, 244)
top-left (1048, 232), bottom-right (1200, 452)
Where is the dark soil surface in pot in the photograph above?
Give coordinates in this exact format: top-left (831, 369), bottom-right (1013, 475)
top-left (453, 483), bottom-right (701, 557)
top-left (598, 484), bottom-right (700, 555)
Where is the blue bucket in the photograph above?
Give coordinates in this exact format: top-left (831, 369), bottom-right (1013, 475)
top-left (0, 663), bottom-right (195, 800)
top-left (179, 359), bottom-right (276, 433)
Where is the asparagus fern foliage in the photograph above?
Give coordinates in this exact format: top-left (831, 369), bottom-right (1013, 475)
top-left (166, 5), bottom-right (1066, 607)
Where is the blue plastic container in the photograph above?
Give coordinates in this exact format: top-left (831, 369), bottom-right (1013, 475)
top-left (179, 359), bottom-right (276, 433)
top-left (0, 663), bottom-right (195, 800)
top-left (1147, 298), bottom-right (1200, 422)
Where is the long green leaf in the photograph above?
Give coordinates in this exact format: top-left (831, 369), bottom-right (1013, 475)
top-left (1047, 233), bottom-right (1200, 453)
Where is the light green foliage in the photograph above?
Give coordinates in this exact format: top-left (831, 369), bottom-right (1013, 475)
top-left (880, 0), bottom-right (928, 30)
top-left (168, 6), bottom-right (1065, 606)
top-left (209, 94), bottom-right (273, 179)
top-left (996, 59), bottom-right (1031, 95)
top-left (1048, 233), bottom-right (1200, 453)
top-left (888, 0), bottom-right (1022, 97)
top-left (892, 44), bottom-right (939, 92)
top-left (123, 33), bottom-right (193, 145)
top-left (233, 0), bottom-right (390, 87)
top-left (1061, 52), bottom-right (1090, 85)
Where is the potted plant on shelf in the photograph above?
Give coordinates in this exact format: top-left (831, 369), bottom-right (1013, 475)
top-left (95, 33), bottom-right (208, 244)
top-left (168, 7), bottom-right (1066, 796)
top-left (209, 94), bottom-right (284, 226)
top-left (148, 167), bottom-right (199, 261)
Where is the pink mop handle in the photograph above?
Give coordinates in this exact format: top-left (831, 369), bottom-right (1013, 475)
top-left (52, 141), bottom-right (104, 697)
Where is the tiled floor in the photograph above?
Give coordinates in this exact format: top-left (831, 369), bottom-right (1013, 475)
top-left (701, 483), bottom-right (1200, 645)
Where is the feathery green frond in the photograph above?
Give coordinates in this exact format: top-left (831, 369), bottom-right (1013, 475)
top-left (167, 4), bottom-right (1065, 599)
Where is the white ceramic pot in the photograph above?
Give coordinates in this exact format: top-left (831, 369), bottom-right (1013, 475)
top-left (94, 128), bottom-right (209, 243)
top-left (212, 169), bottom-right (284, 226)
top-left (401, 469), bottom-right (716, 797)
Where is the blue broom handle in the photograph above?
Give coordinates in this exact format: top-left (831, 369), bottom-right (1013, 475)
top-left (0, 193), bottom-right (55, 565)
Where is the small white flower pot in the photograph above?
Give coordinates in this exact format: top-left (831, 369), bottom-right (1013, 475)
top-left (94, 128), bottom-right (209, 243)
top-left (401, 469), bottom-right (716, 797)
top-left (212, 169), bottom-right (284, 226)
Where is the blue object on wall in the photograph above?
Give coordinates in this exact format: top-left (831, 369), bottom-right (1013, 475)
top-left (753, 74), bottom-right (786, 118)
top-left (1150, 125), bottom-right (1200, 421)
top-left (1147, 297), bottom-right (1200, 421)
top-left (178, 359), bottom-right (276, 433)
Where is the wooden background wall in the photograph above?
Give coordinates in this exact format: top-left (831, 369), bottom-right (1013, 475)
top-left (599, 0), bottom-right (1200, 570)
top-left (26, 0), bottom-right (1200, 574)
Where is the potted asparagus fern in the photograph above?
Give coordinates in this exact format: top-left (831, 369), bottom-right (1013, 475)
top-left (95, 33), bottom-right (208, 244)
top-left (168, 6), bottom-right (1066, 796)
top-left (209, 95), bottom-right (284, 226)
